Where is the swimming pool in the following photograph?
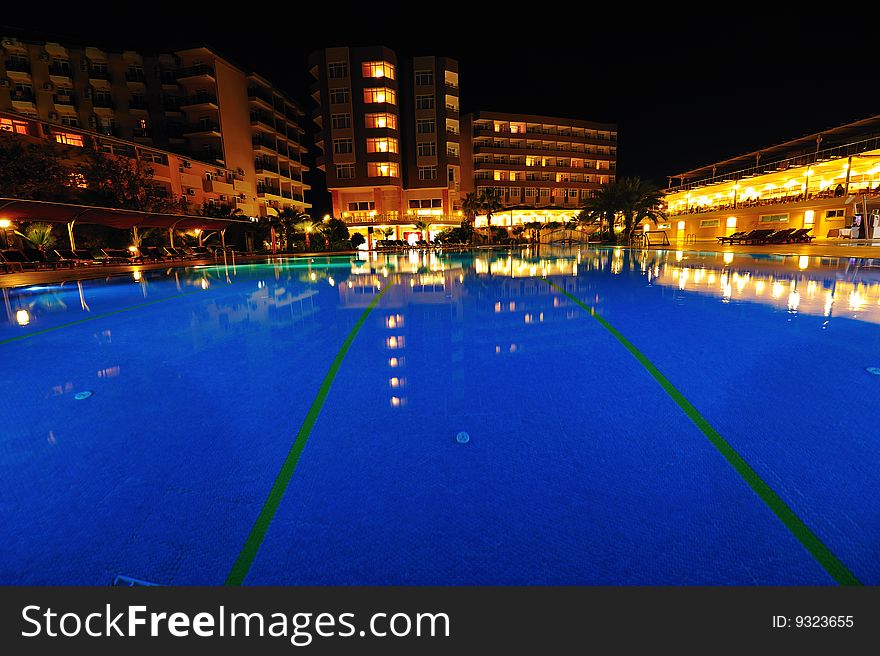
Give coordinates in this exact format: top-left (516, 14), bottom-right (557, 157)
top-left (1, 247), bottom-right (879, 585)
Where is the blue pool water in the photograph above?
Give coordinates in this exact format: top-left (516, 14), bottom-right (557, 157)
top-left (1, 247), bottom-right (879, 585)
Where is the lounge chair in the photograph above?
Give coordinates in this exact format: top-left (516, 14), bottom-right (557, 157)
top-left (54, 249), bottom-right (95, 266)
top-left (740, 229), bottom-right (776, 244)
top-left (765, 228), bottom-right (797, 244)
top-left (184, 246), bottom-right (213, 258)
top-left (2, 249), bottom-right (72, 270)
top-left (717, 231), bottom-right (746, 244)
top-left (788, 228), bottom-right (814, 243)
top-left (101, 248), bottom-right (140, 264)
top-left (164, 247), bottom-right (191, 260)
top-left (0, 251), bottom-right (23, 273)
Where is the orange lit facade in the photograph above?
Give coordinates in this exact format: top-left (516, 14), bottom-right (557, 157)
top-left (461, 112), bottom-right (618, 226)
top-left (0, 36), bottom-right (309, 217)
top-left (1, 110), bottom-right (241, 210)
top-left (663, 115), bottom-right (880, 242)
top-left (309, 47), bottom-right (461, 241)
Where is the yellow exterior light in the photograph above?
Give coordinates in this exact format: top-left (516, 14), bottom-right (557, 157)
top-left (0, 219), bottom-right (11, 229)
top-left (804, 210), bottom-right (815, 225)
top-left (726, 217), bottom-right (737, 228)
top-left (128, 246), bottom-right (138, 252)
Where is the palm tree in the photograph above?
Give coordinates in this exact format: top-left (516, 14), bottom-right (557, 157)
top-left (579, 183), bottom-right (621, 236)
top-left (477, 188), bottom-right (503, 244)
top-left (462, 192), bottom-right (480, 223)
top-left (278, 208), bottom-right (311, 250)
top-left (616, 177), bottom-right (666, 241)
top-left (413, 219), bottom-right (432, 243)
top-left (293, 214), bottom-right (316, 250)
top-left (22, 223), bottom-right (56, 252)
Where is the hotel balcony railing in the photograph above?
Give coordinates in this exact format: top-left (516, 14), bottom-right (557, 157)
top-left (179, 93), bottom-right (218, 106)
top-left (194, 148), bottom-right (223, 163)
top-left (132, 127), bottom-right (152, 138)
top-left (667, 185), bottom-right (880, 217)
top-left (10, 90), bottom-right (34, 103)
top-left (164, 98), bottom-right (182, 112)
top-left (445, 104), bottom-right (459, 113)
top-left (88, 68), bottom-right (110, 80)
top-left (48, 64), bottom-right (72, 77)
top-left (177, 65), bottom-right (215, 79)
top-left (666, 133), bottom-right (880, 192)
top-left (184, 121), bottom-right (221, 134)
top-left (280, 190), bottom-right (292, 199)
top-left (95, 126), bottom-right (118, 137)
top-left (91, 97), bottom-right (114, 109)
top-left (125, 71), bottom-right (147, 83)
top-left (4, 59), bottom-right (30, 73)
top-left (251, 111), bottom-right (275, 127)
top-left (160, 71), bottom-right (178, 85)
top-left (53, 94), bottom-right (75, 106)
top-left (253, 136), bottom-right (278, 151)
top-left (129, 99), bottom-right (149, 110)
top-left (248, 87), bottom-right (274, 105)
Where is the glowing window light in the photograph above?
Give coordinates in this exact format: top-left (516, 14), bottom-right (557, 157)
top-left (726, 217), bottom-right (737, 228)
top-left (804, 210), bottom-right (815, 225)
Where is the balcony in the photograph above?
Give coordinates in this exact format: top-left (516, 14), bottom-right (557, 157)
top-left (179, 93), bottom-right (218, 108)
top-left (183, 121), bottom-right (221, 136)
top-left (53, 93), bottom-right (75, 107)
top-left (129, 99), bottom-right (149, 110)
top-left (48, 63), bottom-right (72, 78)
top-left (125, 71), bottom-right (147, 84)
top-left (91, 97), bottom-right (114, 109)
top-left (88, 67), bottom-right (110, 81)
top-left (252, 136), bottom-right (278, 152)
top-left (160, 71), bottom-right (178, 86)
top-left (164, 98), bottom-right (183, 112)
top-left (445, 104), bottom-right (459, 113)
top-left (132, 126), bottom-right (152, 139)
top-left (4, 58), bottom-right (31, 74)
top-left (177, 65), bottom-right (215, 81)
top-left (10, 90), bottom-right (35, 103)
top-left (248, 86), bottom-right (274, 108)
top-left (194, 148), bottom-right (223, 164)
top-left (250, 111), bottom-right (275, 129)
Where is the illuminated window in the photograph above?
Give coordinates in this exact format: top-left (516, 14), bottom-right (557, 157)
top-left (699, 219), bottom-right (720, 227)
top-left (332, 138), bottom-right (353, 154)
top-left (416, 119), bottom-right (435, 134)
top-left (348, 201), bottom-right (375, 211)
top-left (368, 162), bottom-right (398, 177)
top-left (55, 131), bottom-right (84, 147)
top-left (759, 214), bottom-right (789, 223)
top-left (0, 117), bottom-right (30, 135)
top-left (362, 61), bottom-right (395, 80)
top-left (328, 62), bottom-right (348, 79)
top-left (418, 166), bottom-right (437, 180)
top-left (409, 199), bottom-right (442, 209)
top-left (365, 113), bottom-right (397, 129)
top-left (331, 113), bottom-right (351, 129)
top-left (416, 141), bottom-right (436, 157)
top-left (364, 87), bottom-right (396, 105)
top-left (415, 70), bottom-right (433, 86)
top-left (415, 94), bottom-right (434, 110)
top-left (336, 164), bottom-right (355, 179)
top-left (826, 209), bottom-right (845, 219)
top-left (328, 88), bottom-right (350, 104)
top-left (367, 137), bottom-right (399, 154)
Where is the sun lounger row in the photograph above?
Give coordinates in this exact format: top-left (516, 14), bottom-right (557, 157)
top-left (716, 228), bottom-right (814, 245)
top-left (0, 245), bottom-right (224, 274)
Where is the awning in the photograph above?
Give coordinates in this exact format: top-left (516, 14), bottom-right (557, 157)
top-left (0, 198), bottom-right (253, 231)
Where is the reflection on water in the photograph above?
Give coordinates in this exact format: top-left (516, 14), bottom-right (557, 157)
top-left (4, 249), bottom-right (880, 338)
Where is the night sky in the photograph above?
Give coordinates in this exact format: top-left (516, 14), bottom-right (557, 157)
top-left (2, 12), bottom-right (876, 217)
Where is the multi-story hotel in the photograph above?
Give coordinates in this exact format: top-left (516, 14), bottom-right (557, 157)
top-left (461, 112), bottom-right (618, 226)
top-left (309, 46), bottom-right (461, 242)
top-left (0, 36), bottom-right (309, 217)
top-left (663, 114), bottom-right (880, 242)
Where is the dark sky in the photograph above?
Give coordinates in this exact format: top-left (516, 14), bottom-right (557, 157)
top-left (3, 12), bottom-right (876, 217)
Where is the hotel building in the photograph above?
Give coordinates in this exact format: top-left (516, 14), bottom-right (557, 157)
top-left (461, 112), bottom-right (618, 226)
top-left (663, 115), bottom-right (880, 242)
top-left (309, 47), bottom-right (462, 241)
top-left (0, 36), bottom-right (309, 217)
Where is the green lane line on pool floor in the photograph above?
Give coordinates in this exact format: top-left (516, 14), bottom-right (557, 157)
top-left (225, 285), bottom-right (393, 586)
top-left (545, 279), bottom-right (861, 586)
top-left (0, 289), bottom-right (204, 347)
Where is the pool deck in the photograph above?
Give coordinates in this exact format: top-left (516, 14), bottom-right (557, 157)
top-left (2, 241), bottom-right (879, 288)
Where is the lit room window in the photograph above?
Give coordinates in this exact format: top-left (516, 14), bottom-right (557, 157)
top-left (362, 61), bottom-right (395, 80)
top-left (367, 137), bottom-right (399, 154)
top-left (365, 113), bottom-right (397, 129)
top-left (328, 88), bottom-right (350, 104)
top-left (415, 70), bottom-right (434, 86)
top-left (363, 87), bottom-right (396, 105)
top-left (328, 62), bottom-right (348, 79)
top-left (0, 117), bottom-right (30, 134)
top-left (55, 131), bottom-right (84, 147)
top-left (348, 201), bottom-right (375, 211)
top-left (368, 162), bottom-right (398, 177)
top-left (336, 164), bottom-right (355, 179)
top-left (417, 141), bottom-right (436, 157)
top-left (525, 188), bottom-right (538, 197)
top-left (415, 94), bottom-right (435, 110)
